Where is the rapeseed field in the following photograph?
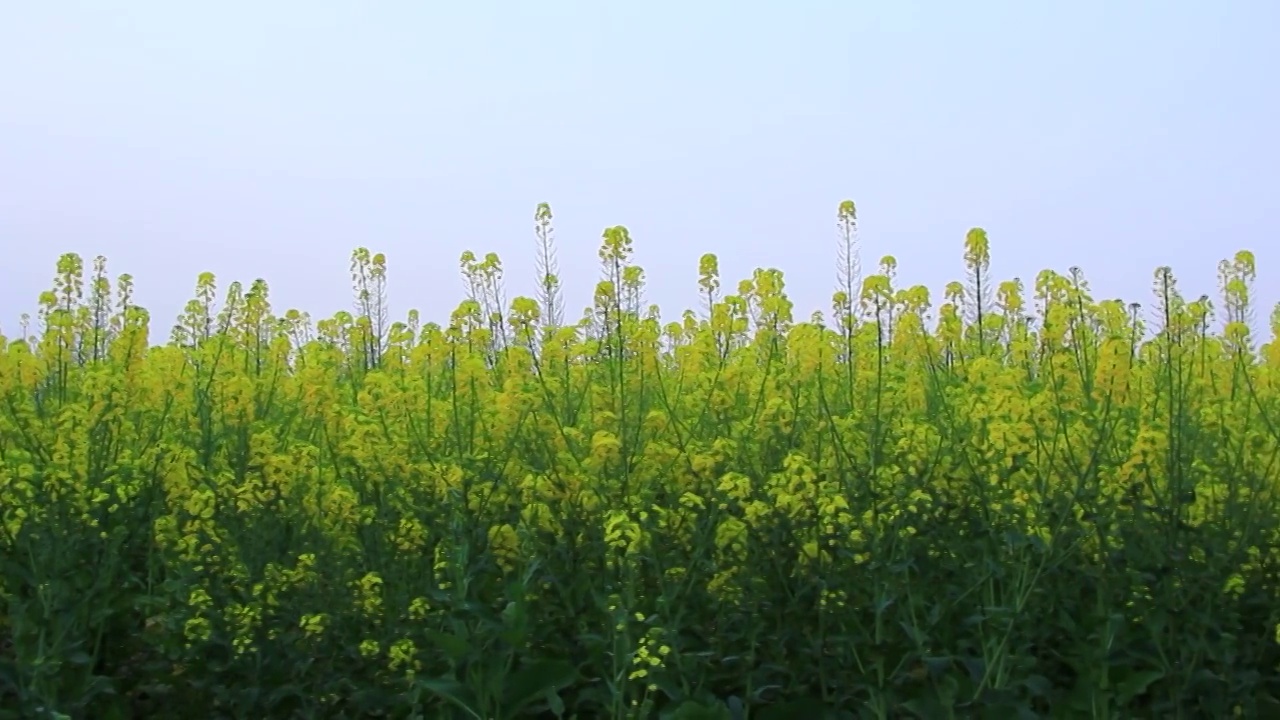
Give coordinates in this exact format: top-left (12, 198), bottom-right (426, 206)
top-left (2, 203), bottom-right (1279, 718)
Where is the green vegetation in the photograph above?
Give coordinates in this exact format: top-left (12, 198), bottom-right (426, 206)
top-left (1, 202), bottom-right (1279, 718)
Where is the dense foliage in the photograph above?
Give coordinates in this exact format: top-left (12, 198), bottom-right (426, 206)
top-left (2, 202), bottom-right (1280, 719)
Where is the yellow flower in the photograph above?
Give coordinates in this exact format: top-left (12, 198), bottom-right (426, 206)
top-left (388, 638), bottom-right (421, 675)
top-left (488, 523), bottom-right (520, 574)
top-left (408, 597), bottom-right (432, 621)
top-left (353, 572), bottom-right (384, 616)
top-left (299, 613), bottom-right (328, 638)
top-left (183, 617), bottom-right (212, 646)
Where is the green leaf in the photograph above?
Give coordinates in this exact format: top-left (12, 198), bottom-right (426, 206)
top-left (545, 688), bottom-right (566, 718)
top-left (978, 701), bottom-right (1039, 720)
top-left (923, 656), bottom-right (953, 677)
top-left (648, 673), bottom-right (686, 702)
top-left (499, 659), bottom-right (576, 719)
top-left (755, 698), bottom-right (833, 720)
top-left (500, 598), bottom-right (529, 646)
top-left (423, 629), bottom-right (471, 663)
top-left (415, 677), bottom-right (483, 720)
top-left (1021, 674), bottom-right (1052, 697)
top-left (662, 700), bottom-right (732, 720)
top-left (67, 651), bottom-right (94, 666)
top-left (901, 696), bottom-right (946, 719)
top-left (749, 684), bottom-right (784, 703)
top-left (726, 695), bottom-right (744, 720)
top-left (961, 657), bottom-right (986, 684)
top-left (265, 683), bottom-right (305, 708)
top-left (100, 697), bottom-right (130, 720)
top-left (1115, 669), bottom-right (1164, 705)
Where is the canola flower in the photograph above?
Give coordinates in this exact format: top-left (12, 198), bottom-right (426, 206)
top-left (1, 210), bottom-right (1279, 718)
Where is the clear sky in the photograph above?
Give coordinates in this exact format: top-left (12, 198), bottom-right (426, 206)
top-left (1, 1), bottom-right (1277, 340)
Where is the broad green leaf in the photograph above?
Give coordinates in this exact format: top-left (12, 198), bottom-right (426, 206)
top-left (499, 659), bottom-right (576, 719)
top-left (1115, 669), bottom-right (1164, 705)
top-left (415, 677), bottom-right (483, 720)
top-left (662, 699), bottom-right (732, 720)
top-left (423, 629), bottom-right (471, 663)
top-left (755, 698), bottom-right (834, 720)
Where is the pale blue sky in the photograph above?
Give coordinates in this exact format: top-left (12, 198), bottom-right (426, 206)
top-left (1, 1), bottom-right (1277, 339)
